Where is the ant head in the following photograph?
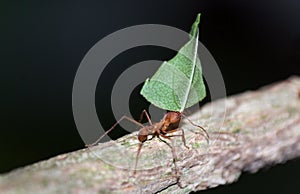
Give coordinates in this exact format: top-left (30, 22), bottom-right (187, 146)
top-left (165, 111), bottom-right (182, 124)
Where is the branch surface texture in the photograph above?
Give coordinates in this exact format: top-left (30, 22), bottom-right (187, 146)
top-left (1, 77), bottom-right (300, 194)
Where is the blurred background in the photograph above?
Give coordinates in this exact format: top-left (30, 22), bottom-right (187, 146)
top-left (1, 0), bottom-right (300, 193)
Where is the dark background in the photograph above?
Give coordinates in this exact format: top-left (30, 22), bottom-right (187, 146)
top-left (1, 0), bottom-right (300, 193)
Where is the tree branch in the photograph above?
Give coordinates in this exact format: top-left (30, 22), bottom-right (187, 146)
top-left (1, 76), bottom-right (300, 194)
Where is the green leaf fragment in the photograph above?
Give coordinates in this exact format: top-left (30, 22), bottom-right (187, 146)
top-left (140, 13), bottom-right (206, 111)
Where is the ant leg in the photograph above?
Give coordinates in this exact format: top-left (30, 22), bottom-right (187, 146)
top-left (157, 136), bottom-right (183, 188)
top-left (134, 134), bottom-right (158, 175)
top-left (178, 128), bottom-right (189, 149)
top-left (133, 142), bottom-right (143, 175)
top-left (138, 109), bottom-right (153, 125)
top-left (148, 134), bottom-right (156, 141)
top-left (161, 128), bottom-right (189, 149)
top-left (157, 137), bottom-right (178, 172)
top-left (86, 116), bottom-right (144, 147)
top-left (182, 115), bottom-right (209, 144)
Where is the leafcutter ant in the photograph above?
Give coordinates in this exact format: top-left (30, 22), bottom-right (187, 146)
top-left (86, 110), bottom-right (209, 181)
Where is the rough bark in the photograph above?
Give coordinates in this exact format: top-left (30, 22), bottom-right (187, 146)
top-left (1, 76), bottom-right (300, 194)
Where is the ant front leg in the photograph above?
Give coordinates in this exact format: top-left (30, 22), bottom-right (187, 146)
top-left (86, 116), bottom-right (144, 147)
top-left (182, 115), bottom-right (209, 144)
top-left (178, 128), bottom-right (189, 149)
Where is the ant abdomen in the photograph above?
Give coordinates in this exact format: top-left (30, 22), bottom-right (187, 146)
top-left (137, 128), bottom-right (148, 143)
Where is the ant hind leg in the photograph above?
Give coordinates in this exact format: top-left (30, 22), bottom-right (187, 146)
top-left (183, 116), bottom-right (209, 144)
top-left (86, 116), bottom-right (145, 147)
top-left (138, 109), bottom-right (153, 125)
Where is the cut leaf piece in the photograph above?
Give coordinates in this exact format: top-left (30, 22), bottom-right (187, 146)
top-left (140, 13), bottom-right (206, 111)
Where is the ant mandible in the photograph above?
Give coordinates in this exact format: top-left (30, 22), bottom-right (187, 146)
top-left (86, 110), bottom-right (209, 178)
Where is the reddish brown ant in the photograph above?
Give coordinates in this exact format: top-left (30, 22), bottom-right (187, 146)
top-left (86, 110), bottom-right (208, 180)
